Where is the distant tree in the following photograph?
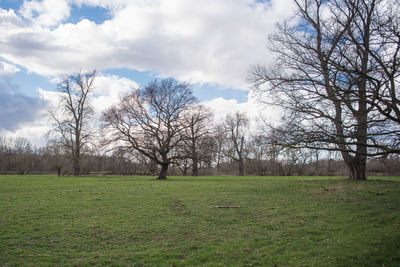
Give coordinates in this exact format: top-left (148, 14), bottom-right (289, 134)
top-left (175, 155), bottom-right (192, 176)
top-left (247, 134), bottom-right (269, 175)
top-left (133, 152), bottom-right (158, 176)
top-left (196, 135), bottom-right (217, 174)
top-left (12, 137), bottom-right (33, 174)
top-left (43, 140), bottom-right (66, 176)
top-left (102, 78), bottom-right (197, 180)
top-left (48, 70), bottom-right (96, 176)
top-left (223, 111), bottom-right (249, 176)
top-left (180, 104), bottom-right (214, 176)
top-left (213, 124), bottom-right (228, 173)
top-left (0, 136), bottom-right (12, 172)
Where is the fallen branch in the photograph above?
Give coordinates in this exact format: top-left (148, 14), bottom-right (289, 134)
top-left (321, 186), bottom-right (330, 191)
top-left (210, 206), bottom-right (240, 209)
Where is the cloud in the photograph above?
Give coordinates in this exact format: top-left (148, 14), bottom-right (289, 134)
top-left (0, 0), bottom-right (295, 89)
top-left (0, 81), bottom-right (47, 132)
top-left (0, 117), bottom-right (50, 147)
top-left (91, 74), bottom-right (138, 115)
top-left (0, 59), bottom-right (45, 133)
top-left (203, 90), bottom-right (282, 129)
top-left (0, 61), bottom-right (20, 76)
top-left (20, 0), bottom-right (71, 27)
top-left (0, 8), bottom-right (24, 25)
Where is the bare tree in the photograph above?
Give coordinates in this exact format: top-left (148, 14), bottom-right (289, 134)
top-left (175, 155), bottom-right (192, 176)
top-left (180, 104), bottom-right (214, 176)
top-left (211, 124), bottom-right (227, 173)
top-left (0, 136), bottom-right (12, 173)
top-left (196, 135), bottom-right (217, 175)
top-left (247, 134), bottom-right (269, 175)
top-left (363, 0), bottom-right (400, 128)
top-left (249, 0), bottom-right (399, 180)
top-left (13, 137), bottom-right (33, 174)
top-left (43, 140), bottom-right (66, 176)
top-left (102, 78), bottom-right (197, 180)
top-left (48, 70), bottom-right (96, 176)
top-left (223, 111), bottom-right (249, 176)
top-left (134, 152), bottom-right (158, 175)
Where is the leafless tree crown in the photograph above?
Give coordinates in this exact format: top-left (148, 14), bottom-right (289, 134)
top-left (48, 70), bottom-right (96, 176)
top-left (249, 0), bottom-right (400, 180)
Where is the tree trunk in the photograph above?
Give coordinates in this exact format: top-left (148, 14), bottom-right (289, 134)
top-left (238, 158), bottom-right (244, 176)
top-left (157, 164), bottom-right (168, 180)
top-left (73, 154), bottom-right (80, 176)
top-left (343, 156), bottom-right (367, 180)
top-left (192, 152), bottom-right (199, 176)
top-left (57, 167), bottom-right (62, 177)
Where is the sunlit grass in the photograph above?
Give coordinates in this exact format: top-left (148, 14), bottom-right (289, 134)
top-left (0, 175), bottom-right (399, 266)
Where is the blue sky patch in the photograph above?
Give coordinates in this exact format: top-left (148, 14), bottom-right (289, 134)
top-left (12, 68), bottom-right (55, 96)
top-left (67, 4), bottom-right (111, 25)
top-left (0, 0), bottom-right (21, 12)
top-left (103, 68), bottom-right (158, 86)
top-left (192, 84), bottom-right (248, 103)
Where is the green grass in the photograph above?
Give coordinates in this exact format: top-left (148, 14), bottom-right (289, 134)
top-left (0, 175), bottom-right (399, 266)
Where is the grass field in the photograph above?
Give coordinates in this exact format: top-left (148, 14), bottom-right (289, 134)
top-left (0, 175), bottom-right (399, 266)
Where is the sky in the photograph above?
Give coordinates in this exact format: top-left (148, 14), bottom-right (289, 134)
top-left (0, 0), bottom-right (295, 146)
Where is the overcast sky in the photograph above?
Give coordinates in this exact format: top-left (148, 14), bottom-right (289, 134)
top-left (0, 0), bottom-right (295, 146)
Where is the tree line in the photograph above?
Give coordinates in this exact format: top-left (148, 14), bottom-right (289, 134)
top-left (1, 132), bottom-right (399, 177)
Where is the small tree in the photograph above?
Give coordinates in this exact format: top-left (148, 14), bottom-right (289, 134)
top-left (12, 137), bottom-right (33, 174)
top-left (223, 111), bottom-right (249, 176)
top-left (48, 70), bottom-right (96, 176)
top-left (43, 140), bottom-right (66, 176)
top-left (102, 78), bottom-right (197, 180)
top-left (212, 124), bottom-right (227, 173)
top-left (180, 104), bottom-right (214, 176)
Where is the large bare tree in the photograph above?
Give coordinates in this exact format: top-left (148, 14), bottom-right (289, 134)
top-left (249, 0), bottom-right (400, 180)
top-left (48, 70), bottom-right (96, 176)
top-left (101, 78), bottom-right (197, 180)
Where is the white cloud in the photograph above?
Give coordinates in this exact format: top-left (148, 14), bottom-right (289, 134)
top-left (0, 91), bottom-right (50, 147)
top-left (0, 8), bottom-right (24, 26)
top-left (0, 0), bottom-right (295, 89)
top-left (203, 90), bottom-right (282, 130)
top-left (0, 61), bottom-right (20, 76)
top-left (37, 87), bottom-right (61, 105)
top-left (0, 117), bottom-right (49, 147)
top-left (91, 74), bottom-right (138, 115)
top-left (20, 0), bottom-right (71, 27)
